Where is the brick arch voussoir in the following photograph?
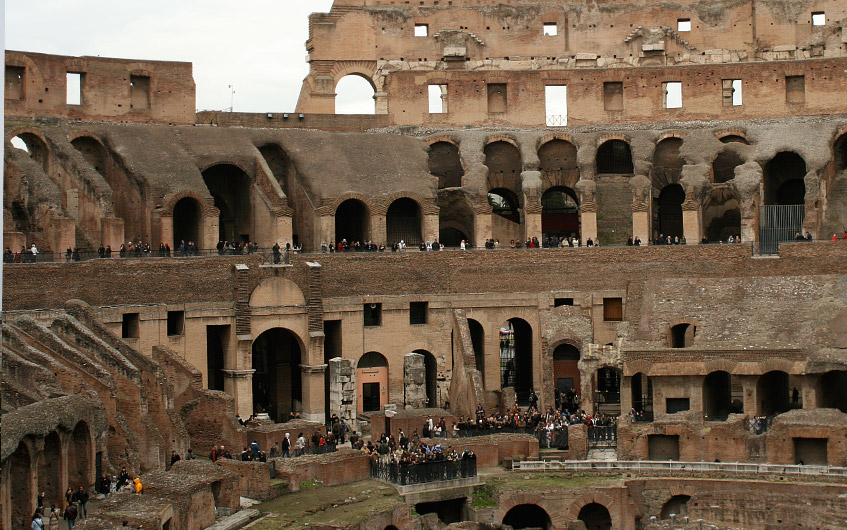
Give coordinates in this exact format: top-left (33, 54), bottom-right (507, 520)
top-left (567, 492), bottom-right (618, 526)
top-left (198, 159), bottom-right (255, 182)
top-left (715, 128), bottom-right (748, 142)
top-left (538, 133), bottom-right (577, 150)
top-left (498, 494), bottom-right (554, 522)
top-left (330, 61), bottom-right (379, 90)
top-left (163, 190), bottom-right (217, 218)
top-left (384, 192), bottom-right (438, 216)
top-left (485, 135), bottom-right (520, 149)
top-left (427, 135), bottom-right (460, 147)
top-left (703, 360), bottom-right (737, 375)
top-left (657, 130), bottom-right (686, 143)
top-left (596, 134), bottom-right (631, 148)
top-left (625, 360), bottom-right (653, 378)
top-left (332, 193), bottom-right (376, 215)
top-left (758, 359), bottom-right (795, 375)
top-left (7, 126), bottom-right (50, 149)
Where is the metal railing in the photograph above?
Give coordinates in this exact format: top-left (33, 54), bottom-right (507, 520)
top-left (536, 427), bottom-right (569, 450)
top-left (588, 425), bottom-right (617, 447)
top-left (511, 459), bottom-right (847, 477)
top-left (454, 425), bottom-right (536, 438)
top-left (370, 458), bottom-right (477, 485)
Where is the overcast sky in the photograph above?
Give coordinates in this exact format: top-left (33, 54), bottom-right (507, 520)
top-left (5, 1), bottom-right (375, 113)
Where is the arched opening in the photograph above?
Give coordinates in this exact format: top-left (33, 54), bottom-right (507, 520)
top-left (438, 190), bottom-right (474, 247)
top-left (429, 141), bottom-right (464, 189)
top-left (173, 197), bottom-right (202, 249)
top-left (654, 184), bottom-right (685, 239)
top-left (703, 371), bottom-right (733, 420)
top-left (488, 188), bottom-right (521, 224)
top-left (835, 134), bottom-right (847, 172)
top-left (541, 187), bottom-right (580, 241)
top-left (719, 134), bottom-right (749, 145)
top-left (596, 367), bottom-right (621, 415)
top-left (413, 350), bottom-right (438, 407)
top-left (485, 141), bottom-right (522, 187)
top-left (252, 328), bottom-right (303, 422)
top-left (386, 198), bottom-right (423, 246)
top-left (39, 431), bottom-right (62, 506)
top-left (503, 504), bottom-right (551, 530)
top-left (335, 74), bottom-right (375, 114)
top-left (9, 442), bottom-right (33, 530)
top-left (670, 323), bottom-right (695, 348)
top-left (703, 188), bottom-right (741, 242)
top-left (468, 319), bottom-right (485, 377)
top-left (712, 150), bottom-right (744, 183)
top-left (631, 372), bottom-right (653, 418)
top-left (258, 143), bottom-right (293, 190)
top-left (439, 228), bottom-right (466, 246)
top-left (202, 164), bottom-right (252, 243)
top-left (660, 495), bottom-right (691, 520)
top-left (10, 132), bottom-right (49, 172)
top-left (68, 421), bottom-right (92, 488)
top-left (539, 139), bottom-right (578, 176)
top-left (553, 344), bottom-right (580, 410)
top-left (652, 138), bottom-right (685, 185)
top-left (499, 318), bottom-right (533, 402)
top-left (578, 502), bottom-right (613, 530)
top-left (757, 370), bottom-right (790, 416)
top-left (71, 136), bottom-right (107, 173)
top-left (596, 140), bottom-right (633, 174)
top-left (818, 370), bottom-right (847, 412)
top-left (335, 199), bottom-right (370, 246)
top-left (357, 352), bottom-right (389, 414)
top-left (415, 498), bottom-right (467, 524)
top-left (763, 152), bottom-right (806, 205)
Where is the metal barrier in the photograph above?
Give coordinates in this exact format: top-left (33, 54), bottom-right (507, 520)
top-left (587, 425), bottom-right (617, 447)
top-left (455, 426), bottom-right (536, 438)
top-left (511, 459), bottom-right (847, 477)
top-left (536, 427), bottom-right (568, 450)
top-left (370, 458), bottom-right (477, 485)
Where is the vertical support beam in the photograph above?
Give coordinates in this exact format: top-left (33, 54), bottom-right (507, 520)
top-left (329, 357), bottom-right (357, 426)
top-left (300, 362), bottom-right (328, 423)
top-left (232, 263), bottom-right (255, 418)
top-left (100, 216), bottom-right (125, 252)
top-left (302, 261), bottom-right (327, 423)
top-left (371, 214), bottom-right (387, 246)
top-left (682, 200), bottom-right (701, 244)
top-left (579, 204), bottom-right (598, 243)
top-left (422, 213), bottom-right (439, 244)
top-left (203, 210), bottom-right (220, 251)
top-left (404, 352), bottom-right (427, 409)
top-left (474, 211), bottom-right (493, 248)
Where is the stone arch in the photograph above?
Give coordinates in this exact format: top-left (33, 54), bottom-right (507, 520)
top-left (202, 164), bottom-right (253, 243)
top-left (67, 421), bottom-right (92, 488)
top-left (624, 360), bottom-right (653, 378)
top-left (763, 152), bottom-right (806, 205)
top-left (357, 351), bottom-right (389, 413)
top-left (438, 191), bottom-right (474, 247)
top-left (335, 74), bottom-right (376, 114)
top-left (652, 137), bottom-right (685, 188)
top-left (8, 440), bottom-right (34, 530)
top-left (252, 328), bottom-right (304, 422)
top-left (499, 318), bottom-right (533, 402)
top-left (172, 197), bottom-right (203, 250)
top-left (834, 132), bottom-right (847, 173)
top-left (660, 494), bottom-right (691, 520)
top-left (9, 127), bottom-right (50, 173)
top-left (488, 188), bottom-right (521, 224)
top-left (712, 149), bottom-right (745, 183)
top-left (38, 430), bottom-right (63, 507)
top-left (329, 61), bottom-right (378, 91)
top-left (716, 129), bottom-right (750, 144)
top-left (467, 318), bottom-right (485, 376)
top-left (567, 493), bottom-right (618, 530)
top-left (485, 140), bottom-right (522, 191)
top-left (429, 140), bottom-right (464, 189)
top-left (596, 139), bottom-right (634, 174)
top-left (502, 504), bottom-right (552, 530)
top-left (386, 197), bottom-right (423, 246)
top-left (335, 198), bottom-right (371, 245)
top-left (578, 502), bottom-right (613, 530)
top-left (703, 187), bottom-right (741, 242)
top-left (668, 321), bottom-right (696, 348)
top-left (249, 277), bottom-right (307, 308)
top-left (412, 349), bottom-right (439, 407)
top-left (538, 138), bottom-right (579, 189)
top-left (541, 186), bottom-right (580, 240)
top-left (258, 142), bottom-right (296, 192)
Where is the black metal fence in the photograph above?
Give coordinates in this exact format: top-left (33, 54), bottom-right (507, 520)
top-left (588, 425), bottom-right (617, 447)
top-left (454, 426), bottom-right (536, 438)
top-left (370, 458), bottom-right (477, 485)
top-left (536, 427), bottom-right (569, 450)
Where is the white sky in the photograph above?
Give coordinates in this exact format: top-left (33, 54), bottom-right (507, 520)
top-left (5, 1), bottom-right (376, 113)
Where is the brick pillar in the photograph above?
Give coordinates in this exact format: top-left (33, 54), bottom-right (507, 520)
top-left (741, 376), bottom-right (758, 416)
top-left (329, 357), bottom-right (357, 427)
top-left (232, 263), bottom-right (254, 418)
top-left (404, 353), bottom-right (427, 409)
top-left (524, 193), bottom-right (542, 244)
top-left (580, 203), bottom-right (598, 243)
top-left (474, 211), bottom-right (492, 248)
top-left (300, 363), bottom-right (327, 423)
top-left (631, 202), bottom-right (649, 244)
top-left (682, 198), bottom-right (701, 244)
top-left (100, 216), bottom-right (125, 251)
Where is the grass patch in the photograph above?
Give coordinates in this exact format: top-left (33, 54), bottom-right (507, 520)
top-left (470, 484), bottom-right (497, 509)
top-left (299, 479), bottom-right (322, 490)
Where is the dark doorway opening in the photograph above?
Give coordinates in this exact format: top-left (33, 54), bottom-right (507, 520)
top-left (578, 502), bottom-right (613, 530)
top-left (596, 140), bottom-right (633, 174)
top-left (415, 498), bottom-right (467, 524)
top-left (670, 323), bottom-right (695, 348)
top-left (764, 152), bottom-right (806, 205)
top-left (206, 325), bottom-right (228, 391)
top-left (429, 142), bottom-right (464, 189)
top-left (703, 371), bottom-right (733, 420)
top-left (500, 318), bottom-right (533, 403)
top-left (386, 198), bottom-right (422, 246)
top-left (173, 197), bottom-right (201, 248)
top-left (468, 319), bottom-right (485, 377)
top-left (660, 495), bottom-right (691, 520)
top-left (335, 199), bottom-right (369, 245)
top-left (503, 504), bottom-right (551, 530)
top-left (757, 370), bottom-right (790, 416)
top-left (252, 328), bottom-right (303, 422)
top-left (655, 184), bottom-right (685, 238)
top-left (202, 164), bottom-right (251, 243)
top-left (541, 187), bottom-right (580, 240)
top-left (414, 349), bottom-right (438, 407)
top-left (818, 371), bottom-right (847, 412)
top-left (362, 382), bottom-right (380, 412)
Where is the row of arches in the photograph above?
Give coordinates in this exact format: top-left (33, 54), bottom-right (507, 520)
top-left (5, 421), bottom-right (92, 530)
top-left (503, 502), bottom-right (612, 530)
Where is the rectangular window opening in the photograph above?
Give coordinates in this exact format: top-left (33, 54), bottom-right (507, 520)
top-left (130, 75), bottom-right (150, 111)
top-left (543, 23), bottom-right (558, 36)
top-left (786, 75), bottom-right (805, 104)
top-left (603, 82), bottom-right (623, 111)
top-left (122, 313), bottom-right (140, 339)
top-left (428, 84), bottom-right (447, 113)
top-left (666, 397), bottom-right (691, 413)
top-left (554, 298), bottom-right (574, 307)
top-left (66, 72), bottom-right (82, 105)
top-left (487, 83), bottom-right (507, 113)
top-left (415, 24), bottom-right (429, 37)
top-left (410, 301), bottom-right (429, 325)
top-left (167, 310), bottom-right (185, 336)
top-left (677, 18), bottom-right (691, 32)
top-left (811, 12), bottom-right (825, 26)
top-left (364, 303), bottom-right (383, 327)
top-left (6, 66), bottom-right (25, 100)
top-left (603, 297), bottom-right (623, 321)
top-left (545, 85), bottom-right (568, 127)
top-left (722, 79), bottom-right (743, 106)
top-left (663, 81), bottom-right (682, 109)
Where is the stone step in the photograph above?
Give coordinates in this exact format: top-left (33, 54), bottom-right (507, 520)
top-left (205, 508), bottom-right (260, 530)
top-left (587, 448), bottom-right (618, 461)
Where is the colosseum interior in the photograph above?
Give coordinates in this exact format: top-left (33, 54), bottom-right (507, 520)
top-left (4, 1), bottom-right (847, 529)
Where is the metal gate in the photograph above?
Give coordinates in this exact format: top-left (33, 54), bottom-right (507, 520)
top-left (758, 205), bottom-right (805, 254)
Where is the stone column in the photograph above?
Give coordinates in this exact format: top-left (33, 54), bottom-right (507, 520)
top-left (682, 195), bottom-right (702, 244)
top-left (329, 357), bottom-right (357, 427)
top-left (741, 376), bottom-right (758, 416)
top-left (100, 216), bottom-right (125, 250)
top-left (203, 210), bottom-right (220, 251)
top-left (320, 214), bottom-right (335, 246)
top-left (423, 213), bottom-right (439, 244)
top-left (223, 369), bottom-right (255, 419)
top-left (630, 175), bottom-right (651, 243)
top-left (300, 364), bottom-right (328, 423)
top-left (523, 193), bottom-right (542, 243)
top-left (473, 206), bottom-right (493, 248)
top-left (575, 180), bottom-right (598, 243)
top-left (801, 375), bottom-right (819, 410)
top-left (371, 213), bottom-right (387, 246)
top-left (404, 353), bottom-right (427, 409)
top-left (275, 212), bottom-right (293, 249)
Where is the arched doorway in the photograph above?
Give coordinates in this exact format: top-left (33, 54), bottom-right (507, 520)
top-left (503, 504), bottom-right (551, 530)
top-left (712, 150), bottom-right (744, 183)
top-left (670, 323), bottom-right (695, 348)
top-left (596, 140), bottom-right (633, 174)
top-left (68, 422), bottom-right (91, 488)
top-left (541, 187), bottom-right (580, 240)
top-left (486, 141), bottom-right (522, 241)
top-left (202, 164), bottom-right (252, 243)
top-left (578, 502), bottom-right (613, 530)
top-left (335, 74), bottom-right (375, 114)
top-left (835, 134), bottom-right (847, 172)
top-left (817, 371), bottom-right (847, 412)
top-left (757, 371), bottom-right (790, 416)
top-left (413, 350), bottom-right (438, 407)
top-left (252, 328), bottom-right (303, 422)
top-left (631, 372), bottom-right (653, 418)
top-left (9, 442), bottom-right (33, 530)
top-left (596, 367), bottom-right (621, 415)
top-left (10, 132), bottom-right (49, 172)
top-left (438, 190), bottom-right (474, 247)
top-left (660, 495), bottom-right (691, 520)
top-left (652, 138), bottom-right (684, 184)
top-left (468, 319), bottom-right (485, 378)
top-left (703, 188), bottom-right (741, 242)
top-left (655, 184), bottom-right (685, 239)
top-left (764, 152), bottom-right (806, 206)
top-left (357, 352), bottom-right (389, 414)
top-left (488, 188), bottom-right (521, 224)
top-left (553, 344), bottom-right (580, 410)
top-left (335, 199), bottom-right (370, 246)
top-left (387, 198), bottom-right (423, 246)
top-left (500, 319), bottom-right (533, 402)
top-left (429, 141), bottom-right (464, 189)
top-left (39, 431), bottom-right (63, 506)
top-left (703, 371), bottom-right (732, 420)
top-left (173, 197), bottom-right (202, 249)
